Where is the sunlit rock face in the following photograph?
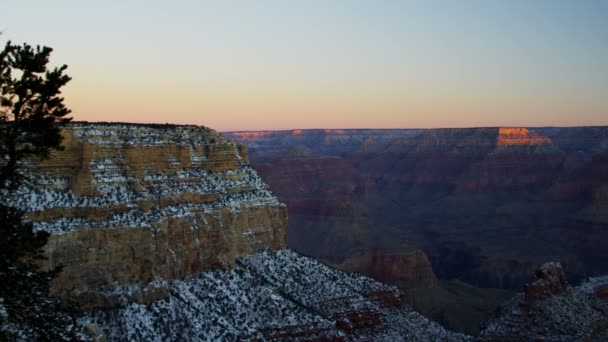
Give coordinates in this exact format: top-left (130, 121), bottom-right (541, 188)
top-left (496, 127), bottom-right (553, 147)
top-left (1, 123), bottom-right (287, 305)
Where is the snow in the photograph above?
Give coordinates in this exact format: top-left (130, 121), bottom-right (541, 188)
top-left (70, 123), bottom-right (230, 147)
top-left (481, 276), bottom-right (608, 340)
top-left (81, 249), bottom-right (469, 341)
top-left (0, 124), bottom-right (277, 234)
top-left (1, 166), bottom-right (274, 219)
top-left (0, 298), bottom-right (7, 319)
top-left (579, 275), bottom-right (608, 295)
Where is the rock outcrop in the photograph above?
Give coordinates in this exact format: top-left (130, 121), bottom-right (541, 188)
top-left (333, 249), bottom-right (438, 290)
top-left (1, 123), bottom-right (287, 306)
top-left (480, 262), bottom-right (608, 341)
top-left (496, 127), bottom-right (553, 147)
top-left (524, 261), bottom-right (569, 301)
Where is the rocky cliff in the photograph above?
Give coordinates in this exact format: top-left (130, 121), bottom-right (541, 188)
top-left (1, 123), bottom-right (287, 306)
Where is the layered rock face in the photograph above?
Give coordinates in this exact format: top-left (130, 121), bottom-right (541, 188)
top-left (249, 154), bottom-right (439, 291)
top-left (496, 127), bottom-right (553, 147)
top-left (229, 128), bottom-right (421, 158)
top-left (1, 123), bottom-right (287, 304)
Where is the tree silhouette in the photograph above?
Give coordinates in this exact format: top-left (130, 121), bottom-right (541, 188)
top-left (0, 39), bottom-right (76, 340)
top-left (0, 40), bottom-right (72, 189)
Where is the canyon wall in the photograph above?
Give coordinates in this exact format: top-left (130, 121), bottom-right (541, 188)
top-left (2, 123), bottom-right (287, 304)
top-left (334, 249), bottom-right (438, 290)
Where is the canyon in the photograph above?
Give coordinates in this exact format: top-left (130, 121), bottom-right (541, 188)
top-left (2, 123), bottom-right (607, 340)
top-left (0, 123), bottom-right (473, 340)
top-left (227, 126), bottom-right (608, 333)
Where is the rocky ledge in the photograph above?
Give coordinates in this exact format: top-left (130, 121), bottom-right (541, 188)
top-left (480, 262), bottom-right (608, 341)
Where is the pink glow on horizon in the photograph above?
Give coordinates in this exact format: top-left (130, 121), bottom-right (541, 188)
top-left (3, 1), bottom-right (607, 132)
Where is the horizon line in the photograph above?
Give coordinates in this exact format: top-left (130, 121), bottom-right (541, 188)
top-left (67, 120), bottom-right (608, 132)
top-left (221, 124), bottom-right (608, 133)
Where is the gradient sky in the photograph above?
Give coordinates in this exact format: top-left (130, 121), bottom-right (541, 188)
top-left (2, 1), bottom-right (607, 131)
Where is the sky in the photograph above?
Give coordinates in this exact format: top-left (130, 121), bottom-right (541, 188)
top-left (2, 0), bottom-right (607, 131)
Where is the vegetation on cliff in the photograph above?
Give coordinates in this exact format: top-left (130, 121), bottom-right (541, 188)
top-left (83, 249), bottom-right (469, 341)
top-left (0, 39), bottom-right (76, 340)
top-left (0, 40), bottom-right (71, 189)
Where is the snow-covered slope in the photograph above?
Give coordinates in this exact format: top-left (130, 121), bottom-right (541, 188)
top-left (82, 249), bottom-right (470, 341)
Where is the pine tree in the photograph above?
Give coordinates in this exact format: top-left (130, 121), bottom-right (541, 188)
top-left (0, 40), bottom-right (72, 189)
top-left (0, 39), bottom-right (76, 340)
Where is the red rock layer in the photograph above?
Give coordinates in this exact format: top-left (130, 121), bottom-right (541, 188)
top-left (334, 250), bottom-right (438, 290)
